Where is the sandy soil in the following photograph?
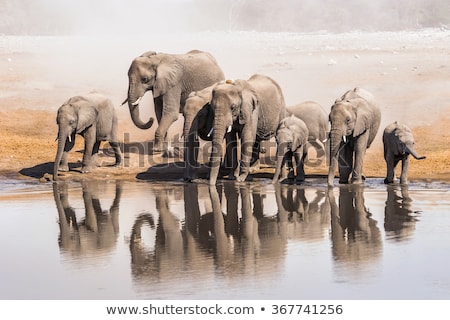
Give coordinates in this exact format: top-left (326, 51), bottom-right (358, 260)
top-left (1, 31), bottom-right (450, 183)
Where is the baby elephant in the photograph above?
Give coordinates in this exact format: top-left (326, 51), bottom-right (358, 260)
top-left (273, 115), bottom-right (309, 184)
top-left (383, 121), bottom-right (426, 184)
top-left (54, 93), bottom-right (122, 180)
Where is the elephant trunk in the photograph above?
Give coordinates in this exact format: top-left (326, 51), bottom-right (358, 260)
top-left (328, 128), bottom-right (344, 186)
top-left (406, 146), bottom-right (426, 160)
top-left (209, 118), bottom-right (226, 185)
top-left (127, 84), bottom-right (154, 130)
top-left (53, 132), bottom-right (67, 181)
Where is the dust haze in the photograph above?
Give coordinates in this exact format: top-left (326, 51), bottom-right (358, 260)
top-left (1, 0), bottom-right (450, 180)
top-left (1, 0), bottom-right (450, 35)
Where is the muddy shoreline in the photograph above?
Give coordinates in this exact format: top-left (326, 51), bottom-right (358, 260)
top-left (1, 31), bottom-right (450, 185)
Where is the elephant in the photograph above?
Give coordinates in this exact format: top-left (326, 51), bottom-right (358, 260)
top-left (208, 74), bottom-right (288, 185)
top-left (53, 93), bottom-right (122, 180)
top-left (286, 101), bottom-right (329, 165)
top-left (124, 50), bottom-right (225, 153)
top-left (328, 87), bottom-right (381, 186)
top-left (272, 115), bottom-right (309, 184)
top-left (182, 84), bottom-right (216, 181)
top-left (383, 121), bottom-right (426, 184)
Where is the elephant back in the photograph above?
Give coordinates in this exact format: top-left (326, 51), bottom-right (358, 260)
top-left (248, 74), bottom-right (287, 140)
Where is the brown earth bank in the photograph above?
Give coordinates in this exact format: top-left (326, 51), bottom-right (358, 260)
top-left (1, 32), bottom-right (450, 184)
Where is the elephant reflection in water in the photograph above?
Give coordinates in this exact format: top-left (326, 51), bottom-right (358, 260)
top-left (129, 182), bottom-right (286, 282)
top-left (384, 185), bottom-right (419, 241)
top-left (327, 186), bottom-right (382, 267)
top-left (275, 185), bottom-right (330, 241)
top-left (130, 184), bottom-right (210, 280)
top-left (53, 180), bottom-right (122, 256)
top-left (205, 183), bottom-right (287, 276)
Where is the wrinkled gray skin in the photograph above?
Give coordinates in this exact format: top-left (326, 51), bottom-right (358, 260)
top-left (287, 101), bottom-right (329, 165)
top-left (53, 93), bottom-right (122, 180)
top-left (183, 84), bottom-right (216, 181)
top-left (209, 74), bottom-right (287, 185)
top-left (272, 115), bottom-right (309, 184)
top-left (125, 50), bottom-right (225, 153)
top-left (328, 87), bottom-right (381, 186)
top-left (383, 121), bottom-right (426, 184)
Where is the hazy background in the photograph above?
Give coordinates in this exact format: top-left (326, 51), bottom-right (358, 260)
top-left (1, 0), bottom-right (450, 35)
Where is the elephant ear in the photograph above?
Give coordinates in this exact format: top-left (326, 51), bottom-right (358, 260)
top-left (353, 98), bottom-right (372, 138)
top-left (153, 55), bottom-right (183, 98)
top-left (75, 102), bottom-right (98, 133)
top-left (236, 81), bottom-right (258, 125)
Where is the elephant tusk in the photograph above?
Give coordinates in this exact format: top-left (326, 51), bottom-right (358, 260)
top-left (120, 98), bottom-right (128, 106)
top-left (131, 96), bottom-right (142, 106)
top-left (68, 135), bottom-right (72, 143)
top-left (343, 136), bottom-right (347, 143)
top-left (207, 127), bottom-right (214, 137)
top-left (227, 125), bottom-right (232, 133)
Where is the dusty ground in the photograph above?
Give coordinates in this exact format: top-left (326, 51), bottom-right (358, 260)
top-left (1, 31), bottom-right (449, 183)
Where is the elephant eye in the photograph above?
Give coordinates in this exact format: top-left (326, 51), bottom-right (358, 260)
top-left (141, 76), bottom-right (149, 83)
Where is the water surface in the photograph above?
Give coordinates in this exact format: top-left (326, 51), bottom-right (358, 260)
top-left (0, 178), bottom-right (449, 299)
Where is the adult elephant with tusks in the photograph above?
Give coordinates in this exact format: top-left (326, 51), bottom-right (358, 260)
top-left (208, 74), bottom-right (287, 185)
top-left (123, 50), bottom-right (225, 153)
top-left (328, 87), bottom-right (381, 186)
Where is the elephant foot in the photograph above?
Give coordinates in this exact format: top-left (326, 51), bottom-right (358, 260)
top-left (237, 173), bottom-right (249, 182)
top-left (248, 161), bottom-right (261, 174)
top-left (152, 140), bottom-right (166, 153)
top-left (384, 178), bottom-right (394, 184)
top-left (58, 165), bottom-right (69, 172)
top-left (295, 177), bottom-right (305, 184)
top-left (351, 178), bottom-right (364, 185)
top-left (338, 178), bottom-right (349, 184)
top-left (81, 166), bottom-right (92, 174)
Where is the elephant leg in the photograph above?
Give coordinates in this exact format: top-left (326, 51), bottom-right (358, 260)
top-left (384, 155), bottom-right (396, 184)
top-left (237, 127), bottom-right (256, 182)
top-left (283, 151), bottom-right (295, 180)
top-left (399, 156), bottom-right (410, 184)
top-left (223, 132), bottom-right (238, 178)
top-left (338, 143), bottom-right (353, 184)
top-left (154, 91), bottom-right (181, 153)
top-left (184, 134), bottom-right (200, 181)
top-left (352, 134), bottom-right (369, 184)
top-left (109, 141), bottom-right (123, 166)
top-left (92, 141), bottom-right (101, 167)
top-left (81, 128), bottom-right (96, 173)
top-left (294, 147), bottom-right (306, 183)
top-left (249, 140), bottom-right (261, 174)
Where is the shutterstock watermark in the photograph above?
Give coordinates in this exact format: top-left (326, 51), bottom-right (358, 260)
top-left (102, 133), bottom-right (329, 169)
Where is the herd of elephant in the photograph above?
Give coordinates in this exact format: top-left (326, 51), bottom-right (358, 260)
top-left (53, 49), bottom-right (426, 186)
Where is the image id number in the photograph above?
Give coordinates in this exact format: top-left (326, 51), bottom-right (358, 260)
top-left (271, 304), bottom-right (343, 315)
